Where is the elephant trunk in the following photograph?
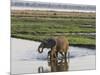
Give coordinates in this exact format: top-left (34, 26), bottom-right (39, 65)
top-left (38, 46), bottom-right (44, 53)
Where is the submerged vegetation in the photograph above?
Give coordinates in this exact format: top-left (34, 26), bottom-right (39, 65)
top-left (11, 10), bottom-right (96, 48)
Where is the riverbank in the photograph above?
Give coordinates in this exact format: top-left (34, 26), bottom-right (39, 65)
top-left (11, 10), bottom-right (96, 48)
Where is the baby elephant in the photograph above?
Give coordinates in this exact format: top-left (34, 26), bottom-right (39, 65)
top-left (38, 36), bottom-right (69, 59)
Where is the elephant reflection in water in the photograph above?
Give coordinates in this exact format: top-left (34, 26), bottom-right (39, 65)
top-left (38, 67), bottom-right (44, 73)
top-left (48, 58), bottom-right (69, 72)
top-left (38, 58), bottom-right (69, 73)
top-left (37, 36), bottom-right (69, 73)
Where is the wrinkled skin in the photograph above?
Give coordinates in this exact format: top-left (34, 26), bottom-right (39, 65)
top-left (38, 36), bottom-right (69, 59)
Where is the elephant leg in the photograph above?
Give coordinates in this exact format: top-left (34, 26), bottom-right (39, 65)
top-left (65, 52), bottom-right (70, 63)
top-left (68, 51), bottom-right (70, 63)
top-left (48, 50), bottom-right (56, 60)
top-left (65, 51), bottom-right (70, 62)
top-left (60, 52), bottom-right (64, 58)
top-left (48, 51), bottom-right (51, 59)
top-left (56, 51), bottom-right (58, 58)
top-left (53, 50), bottom-right (57, 58)
top-left (54, 52), bottom-right (57, 58)
top-left (48, 51), bottom-right (51, 56)
top-left (49, 50), bottom-right (54, 60)
top-left (50, 50), bottom-right (55, 60)
top-left (50, 48), bottom-right (57, 59)
top-left (65, 52), bottom-right (67, 59)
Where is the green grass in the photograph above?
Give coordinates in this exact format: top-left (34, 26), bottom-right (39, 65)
top-left (11, 10), bottom-right (96, 46)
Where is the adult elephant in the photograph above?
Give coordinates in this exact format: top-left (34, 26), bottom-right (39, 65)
top-left (38, 36), bottom-right (69, 59)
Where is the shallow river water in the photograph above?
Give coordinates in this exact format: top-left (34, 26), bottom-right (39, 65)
top-left (11, 38), bottom-right (96, 74)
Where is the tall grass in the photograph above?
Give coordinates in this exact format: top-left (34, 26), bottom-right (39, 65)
top-left (11, 10), bottom-right (96, 46)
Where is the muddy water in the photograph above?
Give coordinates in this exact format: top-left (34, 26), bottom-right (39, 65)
top-left (11, 38), bottom-right (96, 74)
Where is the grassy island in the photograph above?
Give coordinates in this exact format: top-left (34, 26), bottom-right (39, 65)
top-left (11, 10), bottom-right (96, 48)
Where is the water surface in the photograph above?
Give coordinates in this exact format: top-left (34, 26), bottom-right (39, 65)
top-left (11, 38), bottom-right (96, 74)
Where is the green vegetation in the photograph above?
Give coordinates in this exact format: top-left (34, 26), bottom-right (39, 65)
top-left (11, 10), bottom-right (96, 47)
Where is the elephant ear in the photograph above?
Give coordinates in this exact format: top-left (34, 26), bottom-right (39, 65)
top-left (46, 39), bottom-right (56, 48)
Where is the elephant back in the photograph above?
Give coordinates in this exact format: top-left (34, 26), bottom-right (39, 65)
top-left (56, 36), bottom-right (69, 51)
